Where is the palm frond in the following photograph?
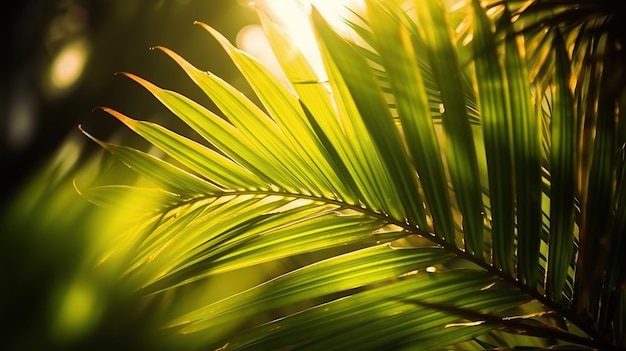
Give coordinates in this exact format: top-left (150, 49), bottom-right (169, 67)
top-left (74, 0), bottom-right (626, 349)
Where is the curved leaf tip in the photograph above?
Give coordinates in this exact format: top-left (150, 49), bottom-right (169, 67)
top-left (98, 107), bottom-right (136, 127)
top-left (78, 124), bottom-right (109, 150)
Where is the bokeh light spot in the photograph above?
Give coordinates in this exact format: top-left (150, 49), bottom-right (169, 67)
top-left (7, 85), bottom-right (37, 151)
top-left (49, 38), bottom-right (89, 94)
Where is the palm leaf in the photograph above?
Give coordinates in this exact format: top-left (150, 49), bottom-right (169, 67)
top-left (77, 0), bottom-right (626, 349)
top-left (470, 0), bottom-right (516, 274)
top-left (366, 2), bottom-right (455, 243)
top-left (547, 29), bottom-right (577, 304)
top-left (214, 270), bottom-right (530, 351)
top-left (414, 0), bottom-right (486, 256)
top-left (170, 245), bottom-right (455, 334)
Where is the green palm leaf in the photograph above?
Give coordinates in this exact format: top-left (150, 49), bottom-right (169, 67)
top-left (218, 270), bottom-right (529, 351)
top-left (471, 0), bottom-right (516, 274)
top-left (73, 0), bottom-right (626, 349)
top-left (414, 0), bottom-right (486, 256)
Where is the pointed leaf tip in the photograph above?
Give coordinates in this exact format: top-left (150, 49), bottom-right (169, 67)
top-left (99, 107), bottom-right (134, 125)
top-left (195, 22), bottom-right (229, 46)
top-left (119, 72), bottom-right (161, 94)
top-left (152, 46), bottom-right (200, 74)
top-left (72, 178), bottom-right (85, 198)
top-left (78, 125), bottom-right (109, 149)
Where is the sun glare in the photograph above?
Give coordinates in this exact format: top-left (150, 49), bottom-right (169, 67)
top-left (306, 0), bottom-right (365, 28)
top-left (236, 24), bottom-right (287, 85)
top-left (237, 0), bottom-right (364, 83)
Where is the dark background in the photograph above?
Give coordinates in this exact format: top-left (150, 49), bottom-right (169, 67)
top-left (2, 0), bottom-right (260, 203)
